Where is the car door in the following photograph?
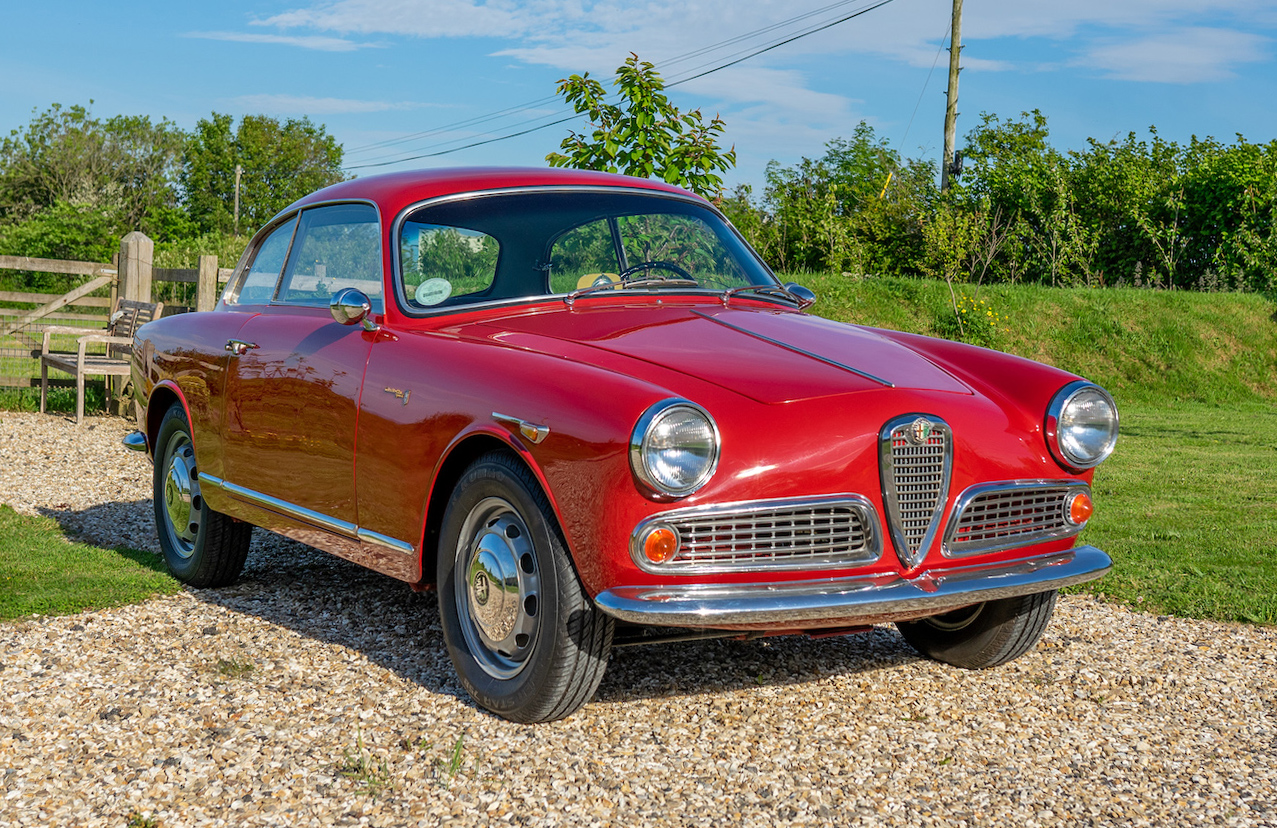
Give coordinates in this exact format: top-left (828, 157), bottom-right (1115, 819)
top-left (220, 202), bottom-right (384, 543)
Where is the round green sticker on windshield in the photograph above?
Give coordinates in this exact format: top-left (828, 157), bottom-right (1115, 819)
top-left (415, 278), bottom-right (453, 306)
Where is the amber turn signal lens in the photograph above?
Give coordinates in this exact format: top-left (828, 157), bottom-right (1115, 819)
top-left (1067, 492), bottom-right (1094, 525)
top-left (643, 526), bottom-right (679, 564)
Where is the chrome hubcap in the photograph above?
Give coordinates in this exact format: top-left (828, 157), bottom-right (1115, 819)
top-left (924, 603), bottom-right (984, 631)
top-left (455, 497), bottom-right (540, 679)
top-left (161, 433), bottom-right (202, 559)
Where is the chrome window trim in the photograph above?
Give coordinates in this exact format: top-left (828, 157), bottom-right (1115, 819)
top-left (389, 185), bottom-right (784, 319)
top-left (200, 474), bottom-right (415, 555)
top-left (629, 494), bottom-right (882, 575)
top-left (879, 413), bottom-right (953, 570)
top-left (224, 198), bottom-right (384, 310)
top-left (629, 398), bottom-right (721, 499)
top-left (942, 479), bottom-right (1090, 558)
top-left (1044, 380), bottom-right (1119, 471)
top-left (224, 213), bottom-right (300, 306)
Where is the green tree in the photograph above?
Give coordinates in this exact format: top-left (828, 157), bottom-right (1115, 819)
top-left (182, 113), bottom-right (346, 235)
top-left (546, 54), bottom-right (736, 200)
top-left (0, 103), bottom-right (184, 235)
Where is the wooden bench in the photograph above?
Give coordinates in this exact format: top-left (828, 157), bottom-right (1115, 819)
top-left (39, 298), bottom-right (164, 424)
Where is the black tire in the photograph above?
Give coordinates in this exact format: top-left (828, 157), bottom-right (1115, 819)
top-left (437, 452), bottom-right (613, 723)
top-left (153, 403), bottom-right (251, 588)
top-left (896, 590), bottom-right (1058, 669)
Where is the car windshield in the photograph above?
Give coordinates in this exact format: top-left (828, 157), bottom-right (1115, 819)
top-left (397, 190), bottom-right (776, 312)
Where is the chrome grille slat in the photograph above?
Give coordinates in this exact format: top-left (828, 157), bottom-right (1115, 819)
top-left (945, 481), bottom-right (1088, 556)
top-left (880, 416), bottom-right (953, 569)
top-left (631, 497), bottom-right (881, 574)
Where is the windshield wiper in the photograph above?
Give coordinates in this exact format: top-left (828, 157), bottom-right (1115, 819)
top-left (564, 277), bottom-right (699, 307)
top-left (721, 284), bottom-right (805, 308)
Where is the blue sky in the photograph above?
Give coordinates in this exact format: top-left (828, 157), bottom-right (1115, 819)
top-left (4, 0), bottom-right (1276, 190)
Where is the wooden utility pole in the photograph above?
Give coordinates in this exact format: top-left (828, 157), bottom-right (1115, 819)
top-left (941, 0), bottom-right (963, 192)
top-left (233, 164), bottom-right (243, 236)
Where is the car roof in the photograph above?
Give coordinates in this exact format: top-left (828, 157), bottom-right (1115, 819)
top-left (285, 167), bottom-right (703, 221)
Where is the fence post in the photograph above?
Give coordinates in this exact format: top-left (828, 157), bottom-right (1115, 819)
top-left (196, 255), bottom-right (219, 312)
top-left (118, 231), bottom-right (153, 305)
top-left (115, 231), bottom-right (152, 416)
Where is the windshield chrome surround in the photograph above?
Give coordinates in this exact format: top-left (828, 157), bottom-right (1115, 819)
top-left (390, 185), bottom-right (785, 319)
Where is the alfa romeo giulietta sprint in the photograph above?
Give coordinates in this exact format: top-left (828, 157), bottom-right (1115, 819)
top-left (127, 167), bottom-right (1117, 722)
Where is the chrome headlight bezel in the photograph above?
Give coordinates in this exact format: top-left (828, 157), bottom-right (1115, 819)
top-left (1045, 381), bottom-right (1119, 471)
top-left (630, 398), bottom-right (721, 499)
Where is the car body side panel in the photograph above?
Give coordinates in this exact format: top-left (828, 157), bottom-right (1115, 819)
top-left (353, 327), bottom-right (680, 588)
top-left (133, 310), bottom-right (255, 486)
top-left (220, 305), bottom-right (372, 527)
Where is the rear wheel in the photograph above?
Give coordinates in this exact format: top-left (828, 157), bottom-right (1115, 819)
top-left (896, 590), bottom-right (1058, 668)
top-left (153, 403), bottom-right (251, 587)
top-left (438, 452), bottom-right (613, 722)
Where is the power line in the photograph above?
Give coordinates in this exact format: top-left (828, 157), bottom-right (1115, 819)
top-left (344, 0), bottom-right (873, 159)
top-left (343, 0), bottom-right (898, 171)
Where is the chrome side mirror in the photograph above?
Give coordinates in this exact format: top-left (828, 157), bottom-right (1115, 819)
top-left (330, 288), bottom-right (378, 331)
top-left (784, 282), bottom-right (817, 310)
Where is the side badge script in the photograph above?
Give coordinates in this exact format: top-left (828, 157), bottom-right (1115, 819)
top-left (384, 387), bottom-right (411, 405)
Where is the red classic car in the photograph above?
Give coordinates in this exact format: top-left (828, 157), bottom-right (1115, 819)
top-left (127, 167), bottom-right (1118, 722)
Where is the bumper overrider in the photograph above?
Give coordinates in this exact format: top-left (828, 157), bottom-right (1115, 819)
top-left (592, 545), bottom-right (1111, 628)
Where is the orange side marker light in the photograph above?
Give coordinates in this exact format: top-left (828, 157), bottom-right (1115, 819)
top-left (1068, 492), bottom-right (1094, 526)
top-left (643, 526), bottom-right (679, 564)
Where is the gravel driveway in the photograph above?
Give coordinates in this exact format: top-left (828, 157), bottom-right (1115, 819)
top-left (1, 411), bottom-right (1274, 828)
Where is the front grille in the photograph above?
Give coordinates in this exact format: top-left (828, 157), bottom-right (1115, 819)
top-left (632, 497), bottom-right (880, 574)
top-left (880, 415), bottom-right (952, 568)
top-left (946, 481), bottom-right (1088, 556)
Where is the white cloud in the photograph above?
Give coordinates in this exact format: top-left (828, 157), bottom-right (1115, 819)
top-left (184, 30), bottom-right (379, 52)
top-left (256, 0), bottom-right (534, 38)
top-left (1079, 27), bottom-right (1269, 83)
top-left (230, 94), bottom-right (428, 114)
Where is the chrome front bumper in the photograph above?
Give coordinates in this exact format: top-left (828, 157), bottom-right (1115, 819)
top-left (593, 545), bottom-right (1111, 627)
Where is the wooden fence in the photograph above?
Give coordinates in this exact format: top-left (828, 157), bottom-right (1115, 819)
top-left (0, 232), bottom-right (232, 390)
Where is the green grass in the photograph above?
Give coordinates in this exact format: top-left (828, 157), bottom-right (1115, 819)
top-left (799, 274), bottom-right (1277, 406)
top-left (0, 384), bottom-right (108, 415)
top-left (0, 505), bottom-right (179, 621)
top-left (1076, 402), bottom-right (1277, 625)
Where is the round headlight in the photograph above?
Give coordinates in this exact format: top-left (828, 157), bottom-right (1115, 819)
top-left (630, 399), bottom-right (721, 498)
top-left (1046, 382), bottom-right (1119, 470)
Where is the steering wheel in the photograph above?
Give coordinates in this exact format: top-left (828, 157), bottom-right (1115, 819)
top-left (618, 260), bottom-right (694, 283)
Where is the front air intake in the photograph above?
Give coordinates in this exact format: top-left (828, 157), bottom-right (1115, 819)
top-left (880, 414), bottom-right (952, 569)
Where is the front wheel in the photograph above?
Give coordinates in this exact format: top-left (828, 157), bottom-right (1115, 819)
top-left (437, 452), bottom-right (613, 722)
top-left (896, 590), bottom-right (1058, 669)
top-left (153, 403), bottom-right (251, 587)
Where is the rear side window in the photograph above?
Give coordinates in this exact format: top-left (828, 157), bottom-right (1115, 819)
top-left (277, 203), bottom-right (383, 310)
top-left (400, 222), bottom-right (500, 308)
top-left (233, 217), bottom-right (297, 304)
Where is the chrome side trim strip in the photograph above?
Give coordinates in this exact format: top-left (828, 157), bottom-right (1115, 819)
top-left (691, 309), bottom-right (894, 388)
top-left (356, 529), bottom-right (417, 555)
top-left (593, 545), bottom-right (1112, 627)
top-left (200, 474), bottom-right (415, 555)
top-left (492, 412), bottom-right (550, 444)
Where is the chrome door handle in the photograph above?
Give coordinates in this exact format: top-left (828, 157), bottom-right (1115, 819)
top-left (225, 339), bottom-right (258, 356)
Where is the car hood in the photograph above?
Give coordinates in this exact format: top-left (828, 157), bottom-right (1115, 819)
top-left (464, 302), bottom-right (973, 404)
